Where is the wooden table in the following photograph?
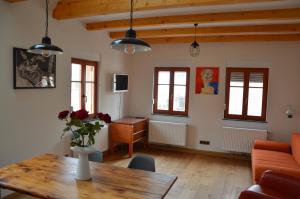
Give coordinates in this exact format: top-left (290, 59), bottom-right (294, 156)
top-left (0, 154), bottom-right (177, 199)
top-left (109, 117), bottom-right (149, 157)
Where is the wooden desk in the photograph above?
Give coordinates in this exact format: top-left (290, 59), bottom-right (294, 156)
top-left (0, 154), bottom-right (177, 199)
top-left (109, 117), bottom-right (149, 157)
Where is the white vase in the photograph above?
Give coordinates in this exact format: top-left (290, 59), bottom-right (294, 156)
top-left (71, 146), bottom-right (95, 181)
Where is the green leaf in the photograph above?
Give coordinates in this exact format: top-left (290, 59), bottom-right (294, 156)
top-left (94, 122), bottom-right (101, 131)
top-left (70, 119), bottom-right (83, 127)
top-left (63, 126), bottom-right (70, 132)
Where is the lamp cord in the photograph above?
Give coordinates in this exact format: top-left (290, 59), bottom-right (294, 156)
top-left (45, 0), bottom-right (49, 37)
top-left (194, 23), bottom-right (197, 42)
top-left (130, 0), bottom-right (133, 29)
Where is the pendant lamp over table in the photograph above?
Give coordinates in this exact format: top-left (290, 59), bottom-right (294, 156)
top-left (110, 0), bottom-right (152, 54)
top-left (28, 0), bottom-right (63, 57)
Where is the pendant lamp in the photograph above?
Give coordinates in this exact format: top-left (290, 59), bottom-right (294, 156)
top-left (111, 0), bottom-right (152, 54)
top-left (189, 24), bottom-right (200, 57)
top-left (28, 0), bottom-right (63, 57)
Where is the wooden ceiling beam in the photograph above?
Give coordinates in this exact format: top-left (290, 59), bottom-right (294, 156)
top-left (87, 8), bottom-right (300, 30)
top-left (53, 0), bottom-right (278, 20)
top-left (142, 34), bottom-right (300, 44)
top-left (110, 24), bottom-right (300, 38)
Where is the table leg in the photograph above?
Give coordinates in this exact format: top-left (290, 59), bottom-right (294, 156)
top-left (128, 143), bottom-right (133, 158)
top-left (144, 138), bottom-right (148, 148)
top-left (109, 141), bottom-right (114, 155)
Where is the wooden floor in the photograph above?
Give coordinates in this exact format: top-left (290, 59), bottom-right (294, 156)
top-left (4, 148), bottom-right (252, 199)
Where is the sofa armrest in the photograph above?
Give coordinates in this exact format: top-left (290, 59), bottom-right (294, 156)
top-left (253, 140), bottom-right (291, 153)
top-left (259, 170), bottom-right (300, 198)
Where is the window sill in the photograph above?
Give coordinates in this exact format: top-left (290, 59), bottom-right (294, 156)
top-left (223, 118), bottom-right (268, 123)
top-left (151, 113), bottom-right (190, 118)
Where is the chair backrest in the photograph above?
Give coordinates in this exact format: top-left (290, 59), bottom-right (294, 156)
top-left (128, 155), bottom-right (155, 172)
top-left (259, 170), bottom-right (300, 198)
top-left (88, 151), bottom-right (103, 163)
top-left (291, 133), bottom-right (300, 165)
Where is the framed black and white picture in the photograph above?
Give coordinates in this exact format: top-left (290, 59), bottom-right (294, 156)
top-left (13, 47), bottom-right (56, 89)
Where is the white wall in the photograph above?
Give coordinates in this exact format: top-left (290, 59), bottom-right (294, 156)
top-left (127, 42), bottom-right (300, 152)
top-left (0, 0), bottom-right (129, 171)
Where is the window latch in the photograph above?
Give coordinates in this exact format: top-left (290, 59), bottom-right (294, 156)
top-left (82, 95), bottom-right (87, 102)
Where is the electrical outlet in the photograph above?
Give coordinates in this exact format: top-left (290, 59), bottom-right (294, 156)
top-left (199, 140), bottom-right (210, 145)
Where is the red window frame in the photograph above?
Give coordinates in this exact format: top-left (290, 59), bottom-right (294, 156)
top-left (71, 58), bottom-right (98, 116)
top-left (224, 67), bottom-right (269, 121)
top-left (153, 67), bottom-right (190, 116)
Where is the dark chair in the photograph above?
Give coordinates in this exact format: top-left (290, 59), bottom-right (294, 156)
top-left (128, 155), bottom-right (155, 172)
top-left (88, 151), bottom-right (103, 163)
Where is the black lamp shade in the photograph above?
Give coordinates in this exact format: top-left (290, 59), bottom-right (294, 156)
top-left (111, 37), bottom-right (152, 53)
top-left (191, 41), bottom-right (199, 48)
top-left (111, 29), bottom-right (151, 54)
top-left (28, 36), bottom-right (63, 56)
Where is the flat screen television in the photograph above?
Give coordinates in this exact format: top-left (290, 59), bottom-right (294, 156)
top-left (113, 74), bottom-right (128, 92)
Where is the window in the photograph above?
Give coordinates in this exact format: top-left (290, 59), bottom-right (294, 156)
top-left (224, 68), bottom-right (269, 121)
top-left (71, 58), bottom-right (98, 115)
top-left (153, 67), bottom-right (190, 116)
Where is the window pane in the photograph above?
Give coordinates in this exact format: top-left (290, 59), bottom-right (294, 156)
top-left (71, 82), bottom-right (81, 111)
top-left (85, 83), bottom-right (95, 114)
top-left (247, 88), bottom-right (263, 116)
top-left (158, 71), bottom-right (170, 84)
top-left (249, 73), bottom-right (263, 87)
top-left (230, 72), bottom-right (244, 87)
top-left (72, 64), bottom-right (81, 81)
top-left (157, 85), bottom-right (169, 110)
top-left (228, 87), bottom-right (244, 115)
top-left (86, 65), bottom-right (95, 82)
top-left (174, 71), bottom-right (187, 85)
top-left (173, 86), bottom-right (186, 112)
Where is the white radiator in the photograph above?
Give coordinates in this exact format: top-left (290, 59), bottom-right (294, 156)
top-left (149, 120), bottom-right (187, 146)
top-left (223, 127), bottom-right (267, 153)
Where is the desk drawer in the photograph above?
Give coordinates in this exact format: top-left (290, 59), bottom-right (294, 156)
top-left (134, 121), bottom-right (146, 133)
top-left (110, 123), bottom-right (133, 142)
top-left (133, 131), bottom-right (145, 141)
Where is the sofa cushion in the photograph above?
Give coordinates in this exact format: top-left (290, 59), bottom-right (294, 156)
top-left (291, 133), bottom-right (300, 165)
top-left (252, 149), bottom-right (300, 182)
top-left (254, 140), bottom-right (291, 153)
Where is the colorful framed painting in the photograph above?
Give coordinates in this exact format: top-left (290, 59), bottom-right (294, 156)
top-left (195, 67), bottom-right (219, 95)
top-left (13, 47), bottom-right (56, 89)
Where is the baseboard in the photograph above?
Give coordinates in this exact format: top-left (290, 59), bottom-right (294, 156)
top-left (148, 143), bottom-right (251, 161)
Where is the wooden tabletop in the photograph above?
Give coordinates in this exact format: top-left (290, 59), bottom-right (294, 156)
top-left (0, 154), bottom-right (177, 199)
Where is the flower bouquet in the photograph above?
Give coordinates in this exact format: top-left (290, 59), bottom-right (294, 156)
top-left (58, 109), bottom-right (111, 180)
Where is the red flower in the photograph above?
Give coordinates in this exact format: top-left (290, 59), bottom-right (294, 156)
top-left (98, 112), bottom-right (111, 123)
top-left (98, 113), bottom-right (104, 120)
top-left (58, 110), bottom-right (69, 120)
top-left (72, 109), bottom-right (89, 120)
top-left (70, 111), bottom-right (76, 119)
top-left (103, 114), bottom-right (112, 123)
